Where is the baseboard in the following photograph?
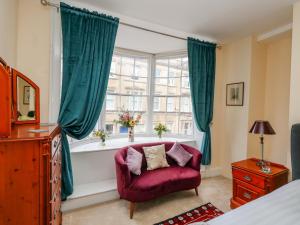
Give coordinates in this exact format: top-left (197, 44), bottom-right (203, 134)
top-left (62, 189), bottom-right (119, 212)
top-left (62, 167), bottom-right (223, 212)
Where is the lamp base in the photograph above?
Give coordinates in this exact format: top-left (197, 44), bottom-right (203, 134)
top-left (256, 160), bottom-right (265, 167)
top-left (256, 160), bottom-right (271, 174)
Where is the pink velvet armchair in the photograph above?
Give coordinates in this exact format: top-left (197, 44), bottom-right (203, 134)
top-left (114, 142), bottom-right (202, 218)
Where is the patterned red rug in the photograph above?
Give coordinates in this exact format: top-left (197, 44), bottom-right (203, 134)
top-left (153, 203), bottom-right (223, 225)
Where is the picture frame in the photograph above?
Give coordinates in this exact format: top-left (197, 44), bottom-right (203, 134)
top-left (226, 82), bottom-right (244, 106)
top-left (23, 86), bottom-right (31, 105)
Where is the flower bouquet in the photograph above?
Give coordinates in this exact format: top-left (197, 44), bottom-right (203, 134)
top-left (154, 123), bottom-right (168, 139)
top-left (93, 129), bottom-right (108, 146)
top-left (115, 110), bottom-right (142, 142)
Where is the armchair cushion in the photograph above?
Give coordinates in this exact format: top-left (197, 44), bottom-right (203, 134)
top-left (126, 147), bottom-right (143, 175)
top-left (143, 144), bottom-right (169, 170)
top-left (167, 142), bottom-right (193, 167)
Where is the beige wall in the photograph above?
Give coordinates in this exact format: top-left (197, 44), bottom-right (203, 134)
top-left (247, 38), bottom-right (267, 159)
top-left (0, 0), bottom-right (18, 66)
top-left (16, 0), bottom-right (51, 123)
top-left (264, 34), bottom-right (291, 165)
top-left (212, 37), bottom-right (253, 177)
top-left (213, 33), bottom-right (292, 177)
top-left (210, 49), bottom-right (225, 169)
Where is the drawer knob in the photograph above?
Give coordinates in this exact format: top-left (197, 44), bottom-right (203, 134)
top-left (243, 192), bottom-right (252, 199)
top-left (243, 175), bottom-right (252, 181)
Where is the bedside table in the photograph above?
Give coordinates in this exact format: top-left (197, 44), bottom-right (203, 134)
top-left (230, 158), bottom-right (288, 209)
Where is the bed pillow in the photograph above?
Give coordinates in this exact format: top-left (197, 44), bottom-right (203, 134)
top-left (167, 142), bottom-right (193, 167)
top-left (143, 144), bottom-right (170, 170)
top-left (126, 147), bottom-right (143, 175)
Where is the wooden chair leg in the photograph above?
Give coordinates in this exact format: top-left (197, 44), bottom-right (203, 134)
top-left (195, 187), bottom-right (199, 196)
top-left (129, 202), bottom-right (136, 219)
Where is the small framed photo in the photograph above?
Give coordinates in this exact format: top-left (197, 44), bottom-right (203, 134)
top-left (226, 82), bottom-right (244, 106)
top-left (23, 86), bottom-right (31, 105)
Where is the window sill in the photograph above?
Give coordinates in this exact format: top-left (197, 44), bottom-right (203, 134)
top-left (70, 136), bottom-right (197, 154)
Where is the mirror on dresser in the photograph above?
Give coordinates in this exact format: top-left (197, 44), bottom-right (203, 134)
top-left (12, 69), bottom-right (40, 124)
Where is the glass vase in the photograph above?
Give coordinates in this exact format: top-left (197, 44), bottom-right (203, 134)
top-left (128, 127), bottom-right (134, 142)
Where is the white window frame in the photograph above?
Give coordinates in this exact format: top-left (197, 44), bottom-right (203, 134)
top-left (152, 51), bottom-right (195, 137)
top-left (98, 48), bottom-right (153, 137)
top-left (97, 48), bottom-right (195, 138)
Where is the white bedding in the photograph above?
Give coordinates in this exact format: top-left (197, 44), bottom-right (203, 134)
top-left (193, 180), bottom-right (300, 225)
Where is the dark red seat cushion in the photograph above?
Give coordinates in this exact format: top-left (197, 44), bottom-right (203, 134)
top-left (130, 166), bottom-right (200, 192)
top-left (121, 166), bottom-right (201, 202)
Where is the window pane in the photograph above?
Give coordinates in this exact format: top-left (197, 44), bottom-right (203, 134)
top-left (121, 57), bottom-right (134, 76)
top-left (110, 56), bottom-right (121, 74)
top-left (153, 56), bottom-right (193, 136)
top-left (153, 97), bottom-right (165, 112)
top-left (166, 113), bottom-right (179, 134)
top-left (154, 79), bottom-right (168, 95)
top-left (166, 97), bottom-right (179, 112)
top-left (107, 75), bottom-right (120, 94)
top-left (135, 59), bottom-right (148, 77)
top-left (133, 79), bottom-right (148, 95)
top-left (153, 113), bottom-right (166, 129)
top-left (182, 57), bottom-right (188, 70)
top-left (105, 112), bottom-right (118, 135)
top-left (179, 114), bottom-right (193, 135)
top-left (156, 64), bottom-right (168, 78)
top-left (135, 114), bottom-right (147, 133)
top-left (120, 76), bottom-right (134, 95)
top-left (126, 95), bottom-right (146, 112)
top-left (167, 77), bottom-right (181, 95)
top-left (106, 95), bottom-right (116, 111)
top-left (104, 53), bottom-right (149, 135)
top-left (180, 97), bottom-right (192, 112)
top-left (169, 58), bottom-right (182, 69)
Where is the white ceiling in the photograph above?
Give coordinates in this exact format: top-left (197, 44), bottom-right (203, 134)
top-left (77, 0), bottom-right (298, 42)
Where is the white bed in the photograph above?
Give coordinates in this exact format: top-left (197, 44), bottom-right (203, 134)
top-left (193, 179), bottom-right (300, 225)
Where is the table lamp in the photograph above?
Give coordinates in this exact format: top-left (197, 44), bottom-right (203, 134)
top-left (249, 120), bottom-right (275, 170)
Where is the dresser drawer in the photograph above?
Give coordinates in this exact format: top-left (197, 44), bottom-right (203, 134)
top-left (233, 179), bottom-right (266, 203)
top-left (236, 183), bottom-right (260, 202)
top-left (233, 168), bottom-right (266, 189)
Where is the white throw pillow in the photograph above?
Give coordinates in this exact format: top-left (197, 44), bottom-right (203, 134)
top-left (143, 144), bottom-right (170, 170)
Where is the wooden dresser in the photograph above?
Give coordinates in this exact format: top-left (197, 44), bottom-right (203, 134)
top-left (0, 124), bottom-right (62, 225)
top-left (230, 158), bottom-right (288, 209)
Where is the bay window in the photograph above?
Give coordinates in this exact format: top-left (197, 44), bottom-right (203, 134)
top-left (98, 49), bottom-right (194, 137)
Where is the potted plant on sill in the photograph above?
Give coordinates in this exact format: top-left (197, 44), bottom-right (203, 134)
top-left (154, 123), bottom-right (168, 139)
top-left (93, 130), bottom-right (108, 146)
top-left (115, 110), bottom-right (142, 142)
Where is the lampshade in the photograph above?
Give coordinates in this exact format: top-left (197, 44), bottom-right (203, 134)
top-left (249, 120), bottom-right (276, 135)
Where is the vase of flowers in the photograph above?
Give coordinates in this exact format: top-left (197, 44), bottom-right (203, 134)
top-left (154, 123), bottom-right (168, 139)
top-left (115, 110), bottom-right (142, 142)
top-left (93, 130), bottom-right (108, 146)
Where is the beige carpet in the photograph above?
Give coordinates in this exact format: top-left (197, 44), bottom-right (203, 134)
top-left (63, 176), bottom-right (231, 225)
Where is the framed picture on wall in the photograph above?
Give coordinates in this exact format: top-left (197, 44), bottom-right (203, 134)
top-left (226, 82), bottom-right (244, 106)
top-left (23, 86), bottom-right (31, 105)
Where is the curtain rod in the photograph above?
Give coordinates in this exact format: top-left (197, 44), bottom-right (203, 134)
top-left (41, 0), bottom-right (222, 49)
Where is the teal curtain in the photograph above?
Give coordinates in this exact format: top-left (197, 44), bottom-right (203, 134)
top-left (58, 3), bottom-right (119, 200)
top-left (187, 38), bottom-right (216, 165)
